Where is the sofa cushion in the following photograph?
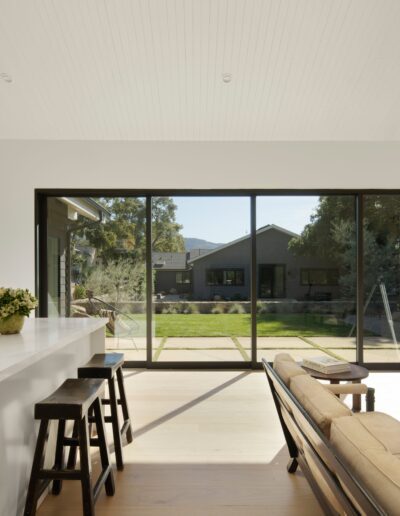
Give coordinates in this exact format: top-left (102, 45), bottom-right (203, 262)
top-left (290, 374), bottom-right (351, 438)
top-left (273, 353), bottom-right (308, 387)
top-left (331, 412), bottom-right (400, 514)
top-left (353, 411), bottom-right (400, 454)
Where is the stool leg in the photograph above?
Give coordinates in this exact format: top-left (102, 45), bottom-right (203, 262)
top-left (67, 420), bottom-right (79, 469)
top-left (78, 415), bottom-right (95, 516)
top-left (108, 377), bottom-right (124, 470)
top-left (93, 398), bottom-right (115, 496)
top-left (24, 419), bottom-right (49, 516)
top-left (116, 366), bottom-right (133, 444)
top-left (52, 419), bottom-right (66, 495)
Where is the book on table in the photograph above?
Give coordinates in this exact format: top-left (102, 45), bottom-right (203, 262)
top-left (302, 356), bottom-right (351, 374)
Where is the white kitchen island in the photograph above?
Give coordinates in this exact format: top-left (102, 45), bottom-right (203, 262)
top-left (0, 317), bottom-right (107, 516)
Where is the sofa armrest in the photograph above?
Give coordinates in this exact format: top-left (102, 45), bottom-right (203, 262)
top-left (323, 383), bottom-right (368, 395)
top-left (323, 384), bottom-right (375, 412)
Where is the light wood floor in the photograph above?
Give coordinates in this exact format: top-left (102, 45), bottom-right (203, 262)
top-left (38, 370), bottom-right (322, 516)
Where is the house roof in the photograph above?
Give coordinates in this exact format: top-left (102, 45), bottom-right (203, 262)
top-left (187, 224), bottom-right (299, 264)
top-left (152, 252), bottom-right (187, 270)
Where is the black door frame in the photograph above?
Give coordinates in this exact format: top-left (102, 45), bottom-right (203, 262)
top-left (35, 188), bottom-right (400, 371)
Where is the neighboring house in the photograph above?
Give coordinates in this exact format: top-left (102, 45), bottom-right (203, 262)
top-left (153, 225), bottom-right (341, 301)
top-left (152, 252), bottom-right (190, 295)
top-left (47, 197), bottom-right (109, 316)
top-left (152, 249), bottom-right (213, 296)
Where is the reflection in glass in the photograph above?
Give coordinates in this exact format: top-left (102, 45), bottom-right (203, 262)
top-left (363, 195), bottom-right (400, 362)
top-left (256, 196), bottom-right (357, 364)
top-left (47, 197), bottom-right (147, 361)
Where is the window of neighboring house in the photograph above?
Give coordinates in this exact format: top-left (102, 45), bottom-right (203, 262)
top-left (300, 268), bottom-right (339, 286)
top-left (206, 269), bottom-right (245, 286)
top-left (176, 271), bottom-right (191, 284)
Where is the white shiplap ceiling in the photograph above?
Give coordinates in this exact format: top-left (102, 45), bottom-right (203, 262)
top-left (1, 0), bottom-right (400, 140)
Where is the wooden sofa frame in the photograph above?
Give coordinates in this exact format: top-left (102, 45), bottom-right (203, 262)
top-left (262, 358), bottom-right (385, 515)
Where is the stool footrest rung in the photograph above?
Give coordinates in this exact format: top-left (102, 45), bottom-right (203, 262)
top-left (38, 469), bottom-right (82, 480)
top-left (64, 436), bottom-right (101, 447)
top-left (102, 398), bottom-right (122, 406)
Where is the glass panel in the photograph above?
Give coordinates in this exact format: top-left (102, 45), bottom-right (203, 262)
top-left (256, 195), bottom-right (357, 364)
top-left (152, 196), bottom-right (251, 362)
top-left (47, 197), bottom-right (147, 361)
top-left (363, 195), bottom-right (400, 363)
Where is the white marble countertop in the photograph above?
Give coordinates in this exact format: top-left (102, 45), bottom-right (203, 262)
top-left (0, 317), bottom-right (107, 382)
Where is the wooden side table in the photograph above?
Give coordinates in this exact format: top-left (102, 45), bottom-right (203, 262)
top-left (301, 364), bottom-right (369, 412)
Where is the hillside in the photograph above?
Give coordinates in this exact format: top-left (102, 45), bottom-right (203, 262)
top-left (184, 237), bottom-right (223, 251)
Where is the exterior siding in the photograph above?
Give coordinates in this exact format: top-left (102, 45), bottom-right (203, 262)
top-left (155, 269), bottom-right (192, 295)
top-left (190, 227), bottom-right (341, 300)
top-left (155, 270), bottom-right (179, 294)
top-left (191, 237), bottom-right (251, 300)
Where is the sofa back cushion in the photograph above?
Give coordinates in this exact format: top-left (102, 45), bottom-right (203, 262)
top-left (290, 374), bottom-right (351, 438)
top-left (331, 412), bottom-right (400, 514)
top-left (273, 353), bottom-right (308, 387)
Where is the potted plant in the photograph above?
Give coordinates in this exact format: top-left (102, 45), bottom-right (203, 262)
top-left (0, 288), bottom-right (38, 334)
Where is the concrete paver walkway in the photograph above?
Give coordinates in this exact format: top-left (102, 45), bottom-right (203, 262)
top-left (105, 335), bottom-right (400, 363)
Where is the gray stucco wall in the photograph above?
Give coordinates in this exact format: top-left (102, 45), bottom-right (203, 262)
top-left (190, 228), bottom-right (343, 300)
top-left (155, 269), bottom-right (192, 295)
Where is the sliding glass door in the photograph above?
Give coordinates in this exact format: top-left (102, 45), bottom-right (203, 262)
top-left (362, 195), bottom-right (400, 363)
top-left (256, 195), bottom-right (357, 364)
top-left (38, 190), bottom-right (400, 369)
top-left (152, 196), bottom-right (251, 363)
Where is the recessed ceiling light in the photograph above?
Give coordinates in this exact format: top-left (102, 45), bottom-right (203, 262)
top-left (0, 72), bottom-right (13, 83)
top-left (222, 73), bottom-right (232, 83)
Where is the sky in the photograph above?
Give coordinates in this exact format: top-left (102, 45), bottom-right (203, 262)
top-left (172, 196), bottom-right (320, 243)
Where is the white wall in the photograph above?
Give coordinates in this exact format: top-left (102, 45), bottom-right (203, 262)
top-left (1, 140), bottom-right (400, 291)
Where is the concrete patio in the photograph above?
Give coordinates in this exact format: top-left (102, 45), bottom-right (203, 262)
top-left (105, 335), bottom-right (400, 363)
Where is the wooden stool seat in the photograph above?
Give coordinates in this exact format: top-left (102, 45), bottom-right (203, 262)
top-left (78, 353), bottom-right (124, 380)
top-left (24, 378), bottom-right (115, 516)
top-left (35, 378), bottom-right (105, 420)
top-left (78, 353), bottom-right (132, 471)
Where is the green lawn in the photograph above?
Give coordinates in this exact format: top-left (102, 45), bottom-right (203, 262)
top-left (151, 313), bottom-right (351, 337)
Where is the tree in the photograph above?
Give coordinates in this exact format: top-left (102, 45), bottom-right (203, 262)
top-left (71, 197), bottom-right (184, 300)
top-left (85, 258), bottom-right (146, 303)
top-left (73, 197), bottom-right (184, 265)
top-left (152, 197), bottom-right (185, 252)
top-left (288, 195), bottom-right (400, 298)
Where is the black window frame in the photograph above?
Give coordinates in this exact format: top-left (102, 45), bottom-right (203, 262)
top-left (206, 268), bottom-right (245, 286)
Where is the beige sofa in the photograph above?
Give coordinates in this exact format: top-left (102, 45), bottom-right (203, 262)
top-left (264, 353), bottom-right (399, 515)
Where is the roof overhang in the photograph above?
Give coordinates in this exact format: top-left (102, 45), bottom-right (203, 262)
top-left (58, 197), bottom-right (109, 222)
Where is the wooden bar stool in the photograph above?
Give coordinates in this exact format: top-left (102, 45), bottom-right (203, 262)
top-left (77, 353), bottom-right (133, 471)
top-left (24, 378), bottom-right (115, 516)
